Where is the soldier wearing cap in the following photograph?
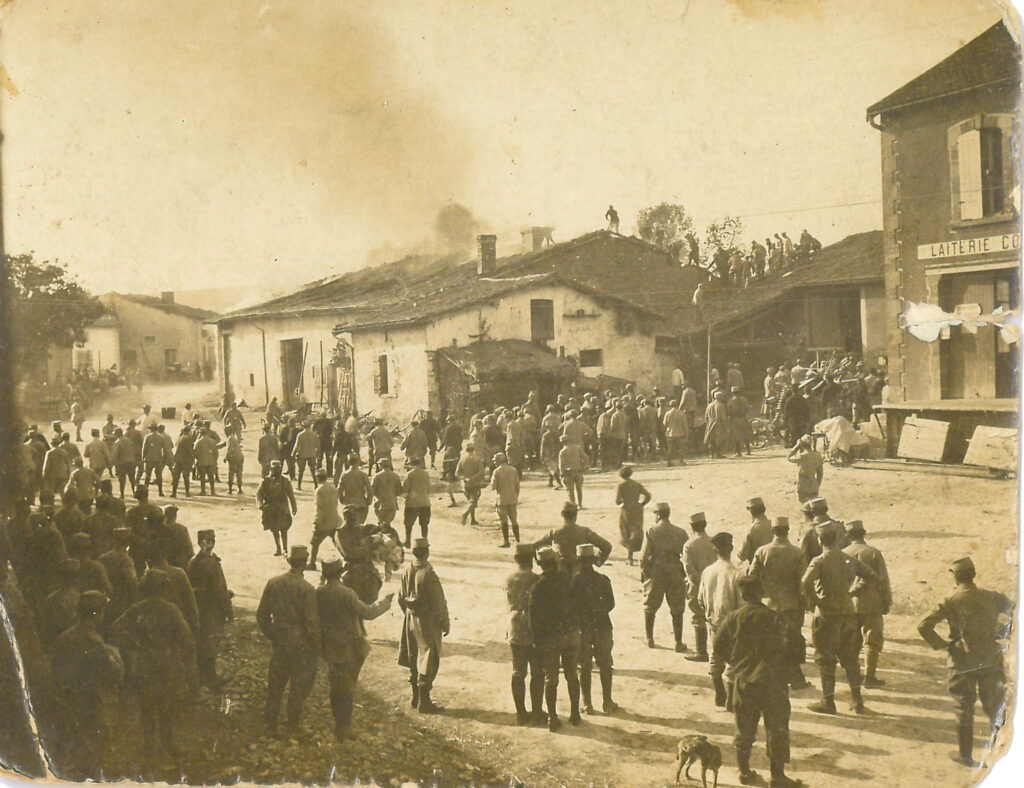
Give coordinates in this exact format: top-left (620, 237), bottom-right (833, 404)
top-left (41, 558), bottom-right (82, 645)
top-left (338, 505), bottom-right (382, 604)
top-left (491, 453), bottom-right (521, 548)
top-left (317, 558), bottom-right (394, 739)
top-left (114, 424), bottom-right (140, 499)
top-left (124, 486), bottom-right (162, 573)
top-left (798, 497), bottom-right (847, 564)
top-left (737, 497), bottom-right (773, 564)
top-left (68, 533), bottom-right (112, 596)
top-left (638, 503), bottom-right (689, 651)
top-left (699, 532), bottom-right (744, 708)
top-left (257, 460), bottom-right (297, 556)
top-left (371, 458), bottom-right (403, 530)
top-left (456, 443), bottom-right (486, 526)
top-left (683, 512), bottom-right (718, 661)
top-left (505, 543), bottom-right (545, 726)
top-left (98, 528), bottom-right (138, 629)
top-left (788, 434), bottom-right (823, 503)
top-left (309, 470), bottom-right (341, 568)
top-left (51, 590), bottom-right (124, 778)
top-left (188, 529), bottom-right (233, 691)
top-left (258, 422), bottom-right (282, 480)
top-left (170, 426), bottom-right (195, 498)
top-left (800, 521), bottom-right (878, 714)
top-left (339, 453), bottom-right (372, 525)
top-left (919, 557), bottom-right (1014, 767)
top-left (529, 545), bottom-right (581, 731)
top-left (141, 424), bottom-right (166, 496)
top-left (55, 487), bottom-right (87, 544)
top-left (66, 456), bottom-right (98, 514)
top-left (162, 505), bottom-right (194, 570)
top-left (558, 435), bottom-right (590, 508)
top-left (615, 467), bottom-right (651, 566)
top-left (256, 545), bottom-right (320, 736)
top-left (402, 456), bottom-right (432, 547)
top-left (147, 539), bottom-right (199, 636)
top-left (570, 543), bottom-right (618, 714)
top-left (110, 568), bottom-right (197, 761)
top-left (534, 501), bottom-right (612, 578)
top-left (398, 537), bottom-right (450, 714)
top-left (748, 517), bottom-right (810, 688)
top-left (713, 575), bottom-right (800, 788)
top-left (84, 495), bottom-right (117, 559)
top-left (193, 426), bottom-right (219, 495)
top-left (843, 521), bottom-right (892, 689)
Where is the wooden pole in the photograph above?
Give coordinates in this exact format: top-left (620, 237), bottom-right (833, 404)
top-left (319, 341), bottom-right (325, 407)
top-left (706, 323), bottom-right (712, 401)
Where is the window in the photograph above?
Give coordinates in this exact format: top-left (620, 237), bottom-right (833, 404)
top-left (249, 373), bottom-right (256, 387)
top-left (164, 349), bottom-right (177, 365)
top-left (375, 353), bottom-right (390, 395)
top-left (530, 299), bottom-right (555, 343)
top-left (579, 348), bottom-right (604, 368)
top-left (949, 115), bottom-right (1016, 223)
top-left (144, 335), bottom-right (157, 344)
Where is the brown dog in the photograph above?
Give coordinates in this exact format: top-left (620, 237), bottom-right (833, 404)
top-left (674, 734), bottom-right (721, 788)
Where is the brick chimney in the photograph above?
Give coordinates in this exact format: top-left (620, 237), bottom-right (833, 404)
top-left (477, 234), bottom-right (497, 276)
top-left (160, 291), bottom-right (175, 304)
top-left (520, 226), bottom-right (551, 253)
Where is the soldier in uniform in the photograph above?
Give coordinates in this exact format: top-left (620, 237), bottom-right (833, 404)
top-left (40, 558), bottom-right (82, 646)
top-left (505, 543), bottom-right (545, 726)
top-left (683, 512), bottom-right (718, 662)
top-left (615, 466), bottom-right (651, 565)
top-left (256, 545), bottom-right (320, 736)
top-left (456, 443), bottom-right (486, 526)
top-left (843, 521), bottom-right (892, 688)
top-left (398, 537), bottom-right (450, 714)
top-left (339, 453), bottom-right (372, 525)
top-left (51, 590), bottom-right (124, 779)
top-left (67, 532), bottom-right (111, 595)
top-left (637, 502), bottom-right (688, 651)
top-left (918, 557), bottom-right (1014, 767)
top-left (257, 460), bottom-right (298, 556)
top-left (490, 453), bottom-right (521, 548)
top-left (125, 490), bottom-right (163, 574)
top-left (788, 435), bottom-right (823, 503)
top-left (161, 505), bottom-right (194, 570)
top-left (371, 458), bottom-right (403, 531)
top-left (188, 529), bottom-right (233, 691)
top-left (170, 427), bottom-right (195, 498)
top-left (533, 501), bottom-right (611, 578)
top-left (529, 545), bottom-right (581, 731)
top-left (141, 424), bottom-right (166, 496)
top-left (713, 575), bottom-right (800, 788)
top-left (699, 532), bottom-right (744, 708)
top-left (309, 470), bottom-right (341, 568)
top-left (98, 527), bottom-right (138, 630)
top-left (801, 522), bottom-right (875, 714)
top-left (571, 544), bottom-right (618, 713)
top-left (258, 422), bottom-right (282, 479)
top-left (317, 558), bottom-right (394, 739)
top-left (748, 517), bottom-right (810, 688)
top-left (737, 497), bottom-right (773, 564)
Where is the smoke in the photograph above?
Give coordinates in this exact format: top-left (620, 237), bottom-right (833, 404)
top-left (366, 203), bottom-right (489, 265)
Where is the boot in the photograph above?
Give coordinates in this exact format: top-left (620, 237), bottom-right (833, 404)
top-left (769, 759), bottom-right (799, 788)
top-left (851, 685), bottom-right (866, 714)
top-left (737, 750), bottom-right (759, 785)
top-left (580, 670), bottom-right (594, 714)
top-left (725, 680), bottom-right (735, 712)
top-left (686, 628), bottom-right (709, 662)
top-left (952, 720), bottom-right (977, 767)
top-left (511, 677), bottom-right (529, 726)
top-left (600, 667), bottom-right (619, 713)
top-left (712, 674), bottom-right (727, 707)
top-left (864, 648), bottom-right (885, 688)
top-left (671, 613), bottom-right (687, 653)
top-left (644, 612), bottom-right (656, 648)
top-left (409, 672), bottom-right (420, 709)
top-left (809, 672), bottom-right (837, 714)
top-left (546, 684), bottom-right (560, 732)
top-left (418, 686), bottom-right (443, 714)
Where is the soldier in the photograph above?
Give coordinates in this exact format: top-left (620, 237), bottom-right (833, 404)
top-left (113, 426), bottom-right (139, 498)
top-left (505, 543), bottom-right (545, 726)
top-left (529, 545), bottom-right (580, 731)
top-left (42, 436), bottom-right (71, 499)
top-left (188, 529), bottom-right (233, 691)
top-left (111, 568), bottom-right (197, 762)
top-left (843, 521), bottom-right (892, 689)
top-left (788, 435), bottom-right (823, 502)
top-left (55, 488), bottom-right (87, 543)
top-left (87, 432), bottom-right (110, 480)
top-left (141, 424), bottom-right (166, 496)
top-left (193, 427), bottom-right (219, 495)
top-left (291, 421), bottom-right (319, 490)
top-left (317, 558), bottom-right (394, 740)
top-left (713, 576), bottom-right (800, 788)
top-left (699, 532), bottom-right (743, 708)
top-left (84, 495), bottom-right (117, 559)
top-left (338, 453), bottom-right (372, 525)
top-left (258, 422), bottom-right (282, 479)
top-left (397, 537), bottom-right (450, 714)
top-left (534, 501), bottom-right (611, 578)
top-left (171, 426), bottom-right (195, 498)
top-left (683, 512), bottom-right (718, 662)
top-left (402, 456), bottom-right (432, 547)
top-left (257, 460), bottom-right (298, 556)
top-left (338, 505), bottom-right (383, 605)
top-left (737, 497), bottom-right (773, 564)
top-left (309, 470), bottom-right (341, 567)
top-left (918, 557), bottom-right (1014, 767)
top-left (798, 497), bottom-right (847, 564)
top-left (224, 431), bottom-right (245, 493)
top-left (402, 420), bottom-right (429, 468)
top-left (456, 443), bottom-right (486, 525)
top-left (66, 456), bottom-right (98, 514)
top-left (616, 466), bottom-right (651, 566)
top-left (51, 590), bottom-right (124, 779)
top-left (371, 458), bottom-right (403, 530)
top-left (662, 400), bottom-right (689, 466)
top-left (490, 453), bottom-right (521, 548)
top-left (98, 528), bottom-right (138, 629)
top-left (125, 488), bottom-right (162, 573)
top-left (67, 533), bottom-right (111, 595)
top-left (367, 419), bottom-right (393, 469)
top-left (40, 558), bottom-right (82, 646)
top-left (801, 522), bottom-right (875, 714)
top-left (571, 544), bottom-right (617, 714)
top-left (148, 539), bottom-right (199, 636)
top-left (638, 502), bottom-right (689, 651)
top-left (257, 545), bottom-right (320, 736)
top-left (748, 517), bottom-right (810, 688)
top-left (558, 435), bottom-right (589, 508)
top-left (162, 505), bottom-right (194, 570)
top-left (223, 402), bottom-right (246, 439)
top-left (96, 478), bottom-right (125, 524)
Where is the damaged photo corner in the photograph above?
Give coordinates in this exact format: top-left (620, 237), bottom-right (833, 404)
top-left (0, 0), bottom-right (1022, 786)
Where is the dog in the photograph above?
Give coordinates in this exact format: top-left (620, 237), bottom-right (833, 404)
top-left (674, 734), bottom-right (721, 788)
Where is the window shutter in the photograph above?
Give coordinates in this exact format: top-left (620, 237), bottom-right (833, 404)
top-left (958, 129), bottom-right (984, 220)
top-left (997, 115), bottom-right (1018, 215)
top-left (373, 360), bottom-right (381, 395)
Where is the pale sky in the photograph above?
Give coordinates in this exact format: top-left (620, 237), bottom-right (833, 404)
top-left (0, 0), bottom-right (1013, 295)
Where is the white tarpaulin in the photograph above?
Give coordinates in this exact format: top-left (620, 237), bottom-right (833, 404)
top-left (815, 416), bottom-right (869, 458)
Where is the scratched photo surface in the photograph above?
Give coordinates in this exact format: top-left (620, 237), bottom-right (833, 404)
top-left (0, 1), bottom-right (1020, 786)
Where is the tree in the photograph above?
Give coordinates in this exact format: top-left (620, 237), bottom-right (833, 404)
top-left (3, 253), bottom-right (104, 381)
top-left (702, 216), bottom-right (744, 265)
top-left (636, 203), bottom-right (695, 260)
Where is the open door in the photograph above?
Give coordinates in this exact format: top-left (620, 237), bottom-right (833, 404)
top-left (280, 338), bottom-right (304, 407)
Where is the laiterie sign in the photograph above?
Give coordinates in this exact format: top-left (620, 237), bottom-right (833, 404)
top-left (918, 233), bottom-right (1021, 260)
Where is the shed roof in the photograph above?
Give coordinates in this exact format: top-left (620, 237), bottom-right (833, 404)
top-left (438, 339), bottom-right (575, 379)
top-left (867, 21), bottom-right (1021, 116)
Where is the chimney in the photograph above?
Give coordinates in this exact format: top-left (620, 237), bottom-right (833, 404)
top-left (520, 226), bottom-right (553, 253)
top-left (160, 291), bottom-right (175, 304)
top-left (477, 234), bottom-right (497, 276)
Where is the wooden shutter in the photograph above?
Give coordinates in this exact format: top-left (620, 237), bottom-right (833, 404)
top-left (958, 129), bottom-right (984, 220)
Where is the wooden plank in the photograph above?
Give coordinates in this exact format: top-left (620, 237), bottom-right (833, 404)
top-left (852, 459), bottom-right (1009, 479)
top-left (963, 425), bottom-right (1019, 471)
top-left (897, 415), bottom-right (951, 462)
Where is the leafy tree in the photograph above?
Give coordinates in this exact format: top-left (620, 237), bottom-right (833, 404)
top-left (636, 203), bottom-right (695, 260)
top-left (3, 253), bottom-right (104, 381)
top-left (702, 216), bottom-right (744, 265)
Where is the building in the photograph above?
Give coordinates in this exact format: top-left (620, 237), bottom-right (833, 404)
top-left (94, 293), bottom-right (218, 380)
top-left (216, 230), bottom-right (710, 422)
top-left (866, 21), bottom-right (1021, 459)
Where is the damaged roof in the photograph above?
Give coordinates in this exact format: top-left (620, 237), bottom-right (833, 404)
top-left (439, 339), bottom-right (576, 380)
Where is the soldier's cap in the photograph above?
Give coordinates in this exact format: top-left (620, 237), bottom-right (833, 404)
top-left (163, 504), bottom-right (179, 516)
top-left (197, 529), bottom-right (216, 541)
top-left (348, 453), bottom-right (362, 464)
top-left (772, 516), bottom-right (790, 531)
top-left (689, 511), bottom-right (706, 525)
top-left (801, 500), bottom-right (816, 515)
top-left (737, 575), bottom-right (762, 595)
top-left (79, 590), bottom-right (108, 616)
top-left (52, 421), bottom-right (62, 428)
top-left (128, 419), bottom-right (137, 426)
top-left (710, 532), bottom-right (733, 548)
top-left (321, 558), bottom-right (344, 575)
top-left (91, 428), bottom-right (100, 437)
top-left (377, 458), bottom-right (392, 469)
top-left (412, 537), bottom-right (430, 550)
top-left (746, 496), bottom-right (764, 509)
top-left (653, 502), bottom-right (670, 514)
top-left (270, 459), bottom-right (283, 467)
top-left (562, 501), bottom-right (579, 515)
top-left (576, 543), bottom-right (598, 558)
top-left (536, 546), bottom-right (558, 564)
top-left (112, 527), bottom-right (132, 539)
top-left (342, 503), bottom-right (361, 515)
top-left (808, 497), bottom-right (828, 514)
top-left (950, 557), bottom-right (975, 573)
top-left (70, 532), bottom-right (91, 549)
top-left (514, 543), bottom-right (534, 560)
top-left (72, 456), bottom-right (84, 466)
top-left (846, 520), bottom-right (865, 536)
top-left (288, 545), bottom-right (309, 562)
top-left (812, 512), bottom-right (833, 526)
top-left (315, 470), bottom-right (328, 481)
top-left (57, 558), bottom-right (80, 576)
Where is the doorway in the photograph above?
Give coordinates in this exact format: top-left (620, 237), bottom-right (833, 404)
top-left (280, 339), bottom-right (304, 407)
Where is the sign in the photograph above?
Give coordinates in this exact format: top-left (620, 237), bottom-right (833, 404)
top-left (917, 233), bottom-right (1020, 261)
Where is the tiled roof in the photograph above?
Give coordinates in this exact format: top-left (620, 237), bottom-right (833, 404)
top-left (867, 21), bottom-right (1021, 116)
top-left (439, 339), bottom-right (575, 379)
top-left (89, 312), bottom-right (120, 328)
top-left (105, 293), bottom-right (219, 321)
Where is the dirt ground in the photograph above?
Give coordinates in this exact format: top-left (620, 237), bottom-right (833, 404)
top-left (62, 382), bottom-right (1020, 787)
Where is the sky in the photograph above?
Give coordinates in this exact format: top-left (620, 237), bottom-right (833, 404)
top-left (0, 0), bottom-right (1014, 297)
